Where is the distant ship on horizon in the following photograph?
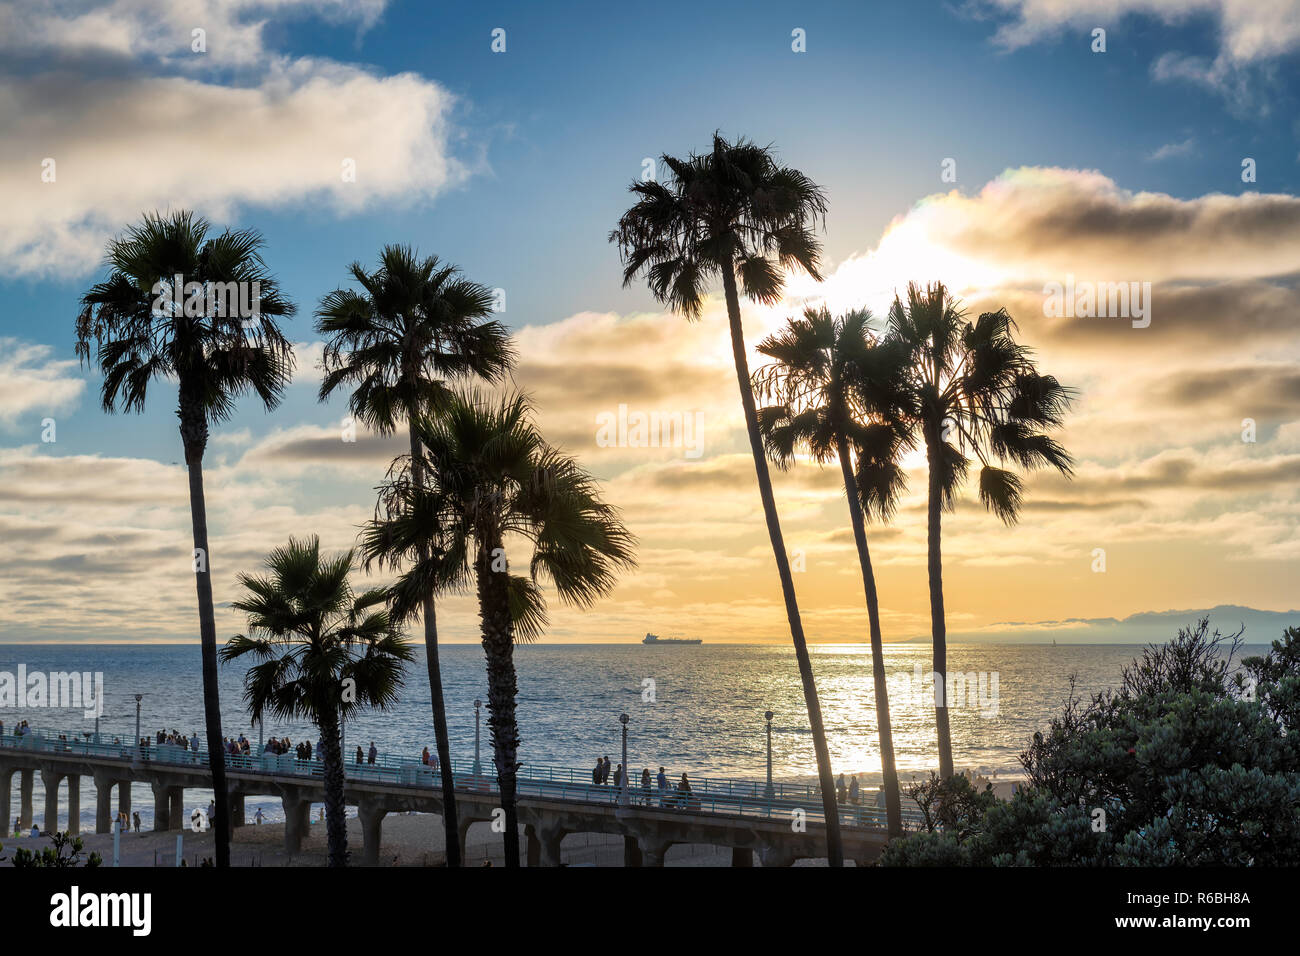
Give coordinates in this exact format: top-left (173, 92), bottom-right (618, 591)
top-left (642, 632), bottom-right (702, 645)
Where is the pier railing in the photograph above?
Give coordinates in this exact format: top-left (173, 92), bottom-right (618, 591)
top-left (0, 726), bottom-right (922, 829)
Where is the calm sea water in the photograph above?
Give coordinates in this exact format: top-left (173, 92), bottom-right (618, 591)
top-left (0, 641), bottom-right (1267, 829)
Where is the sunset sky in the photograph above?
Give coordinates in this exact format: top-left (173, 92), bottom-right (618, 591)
top-left (1, 0), bottom-right (1298, 644)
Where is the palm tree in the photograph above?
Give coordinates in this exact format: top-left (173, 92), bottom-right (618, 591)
top-left (363, 390), bottom-right (635, 867)
top-left (753, 306), bottom-right (911, 836)
top-left (316, 245), bottom-right (513, 866)
top-left (887, 282), bottom-right (1074, 778)
top-left (610, 133), bottom-right (846, 864)
top-left (75, 210), bottom-right (295, 867)
top-left (220, 536), bottom-right (413, 867)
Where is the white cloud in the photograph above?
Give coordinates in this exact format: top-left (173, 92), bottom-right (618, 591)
top-left (0, 0), bottom-right (389, 69)
top-left (0, 1), bottom-right (467, 276)
top-left (1148, 136), bottom-right (1197, 161)
top-left (982, 0), bottom-right (1300, 108)
top-left (0, 339), bottom-right (85, 426)
top-left (985, 0), bottom-right (1300, 61)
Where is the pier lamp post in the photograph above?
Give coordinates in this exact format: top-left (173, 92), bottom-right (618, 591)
top-left (619, 713), bottom-right (630, 806)
top-left (764, 710), bottom-right (775, 802)
top-left (133, 694), bottom-right (143, 766)
top-left (473, 699), bottom-right (482, 779)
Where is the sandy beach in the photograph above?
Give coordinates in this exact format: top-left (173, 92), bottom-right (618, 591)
top-left (1, 813), bottom-right (766, 867)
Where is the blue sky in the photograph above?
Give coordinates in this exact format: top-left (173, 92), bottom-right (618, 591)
top-left (2, 0), bottom-right (1299, 642)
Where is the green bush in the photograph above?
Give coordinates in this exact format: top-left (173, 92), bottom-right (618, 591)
top-left (6, 831), bottom-right (102, 868)
top-left (881, 619), bottom-right (1300, 866)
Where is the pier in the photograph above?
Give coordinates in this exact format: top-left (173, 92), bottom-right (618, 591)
top-left (1, 728), bottom-right (908, 866)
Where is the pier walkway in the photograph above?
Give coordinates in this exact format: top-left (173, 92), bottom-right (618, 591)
top-left (0, 727), bottom-right (911, 866)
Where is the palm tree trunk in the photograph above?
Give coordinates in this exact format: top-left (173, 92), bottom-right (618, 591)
top-left (721, 265), bottom-right (843, 866)
top-left (408, 425), bottom-right (461, 867)
top-left (179, 401), bottom-right (230, 868)
top-left (924, 428), bottom-right (954, 779)
top-left (475, 530), bottom-right (521, 867)
top-left (318, 708), bottom-right (348, 867)
top-left (835, 434), bottom-right (903, 837)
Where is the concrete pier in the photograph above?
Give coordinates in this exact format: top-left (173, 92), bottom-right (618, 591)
top-left (357, 797), bottom-right (386, 866)
top-left (19, 768), bottom-right (32, 829)
top-left (0, 736), bottom-right (893, 867)
top-left (0, 767), bottom-right (10, 833)
top-left (281, 788), bottom-right (312, 855)
top-left (40, 769), bottom-right (61, 834)
top-left (67, 774), bottom-right (80, 835)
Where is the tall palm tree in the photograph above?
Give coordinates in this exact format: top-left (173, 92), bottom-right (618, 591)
top-left (753, 306), bottom-right (911, 836)
top-left (887, 282), bottom-right (1074, 778)
top-left (316, 245), bottom-right (513, 866)
top-left (363, 390), bottom-right (635, 867)
top-left (611, 133), bottom-right (845, 864)
top-left (75, 210), bottom-right (295, 867)
top-left (220, 536), bottom-right (413, 867)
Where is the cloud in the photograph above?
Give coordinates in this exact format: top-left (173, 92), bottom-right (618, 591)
top-left (0, 1), bottom-right (466, 276)
top-left (984, 0), bottom-right (1300, 61)
top-left (981, 1), bottom-right (1300, 109)
top-left (0, 0), bottom-right (389, 70)
top-left (0, 339), bottom-right (85, 426)
top-left (871, 167), bottom-right (1300, 287)
top-left (1148, 136), bottom-right (1197, 161)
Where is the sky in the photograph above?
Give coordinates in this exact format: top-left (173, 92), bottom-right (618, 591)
top-left (1, 0), bottom-right (1298, 644)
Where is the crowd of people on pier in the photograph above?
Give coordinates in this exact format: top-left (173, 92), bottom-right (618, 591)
top-left (590, 757), bottom-right (700, 809)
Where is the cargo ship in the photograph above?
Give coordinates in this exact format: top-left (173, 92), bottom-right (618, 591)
top-left (642, 632), bottom-right (702, 645)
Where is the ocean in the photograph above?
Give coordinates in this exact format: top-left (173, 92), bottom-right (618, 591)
top-left (0, 641), bottom-right (1269, 829)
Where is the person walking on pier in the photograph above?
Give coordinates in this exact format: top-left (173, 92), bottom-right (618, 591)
top-left (657, 767), bottom-right (668, 807)
top-left (641, 768), bottom-right (651, 805)
top-left (592, 757), bottom-right (602, 786)
top-left (676, 773), bottom-right (693, 810)
top-left (849, 775), bottom-right (860, 805)
top-left (368, 741), bottom-right (377, 765)
top-left (836, 774), bottom-right (847, 805)
top-left (356, 745), bottom-right (364, 764)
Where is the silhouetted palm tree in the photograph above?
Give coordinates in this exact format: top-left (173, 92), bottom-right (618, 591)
top-left (363, 390), bottom-right (635, 867)
top-left (887, 282), bottom-right (1074, 778)
top-left (75, 210), bottom-right (295, 867)
top-left (753, 306), bottom-right (911, 836)
top-left (611, 133), bottom-right (845, 864)
top-left (221, 536), bottom-right (413, 867)
top-left (316, 245), bottom-right (513, 866)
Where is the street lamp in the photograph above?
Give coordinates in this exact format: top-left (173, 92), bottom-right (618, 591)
top-left (473, 700), bottom-right (482, 779)
top-left (764, 710), bottom-right (775, 802)
top-left (133, 694), bottom-right (143, 766)
top-left (619, 713), bottom-right (630, 807)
